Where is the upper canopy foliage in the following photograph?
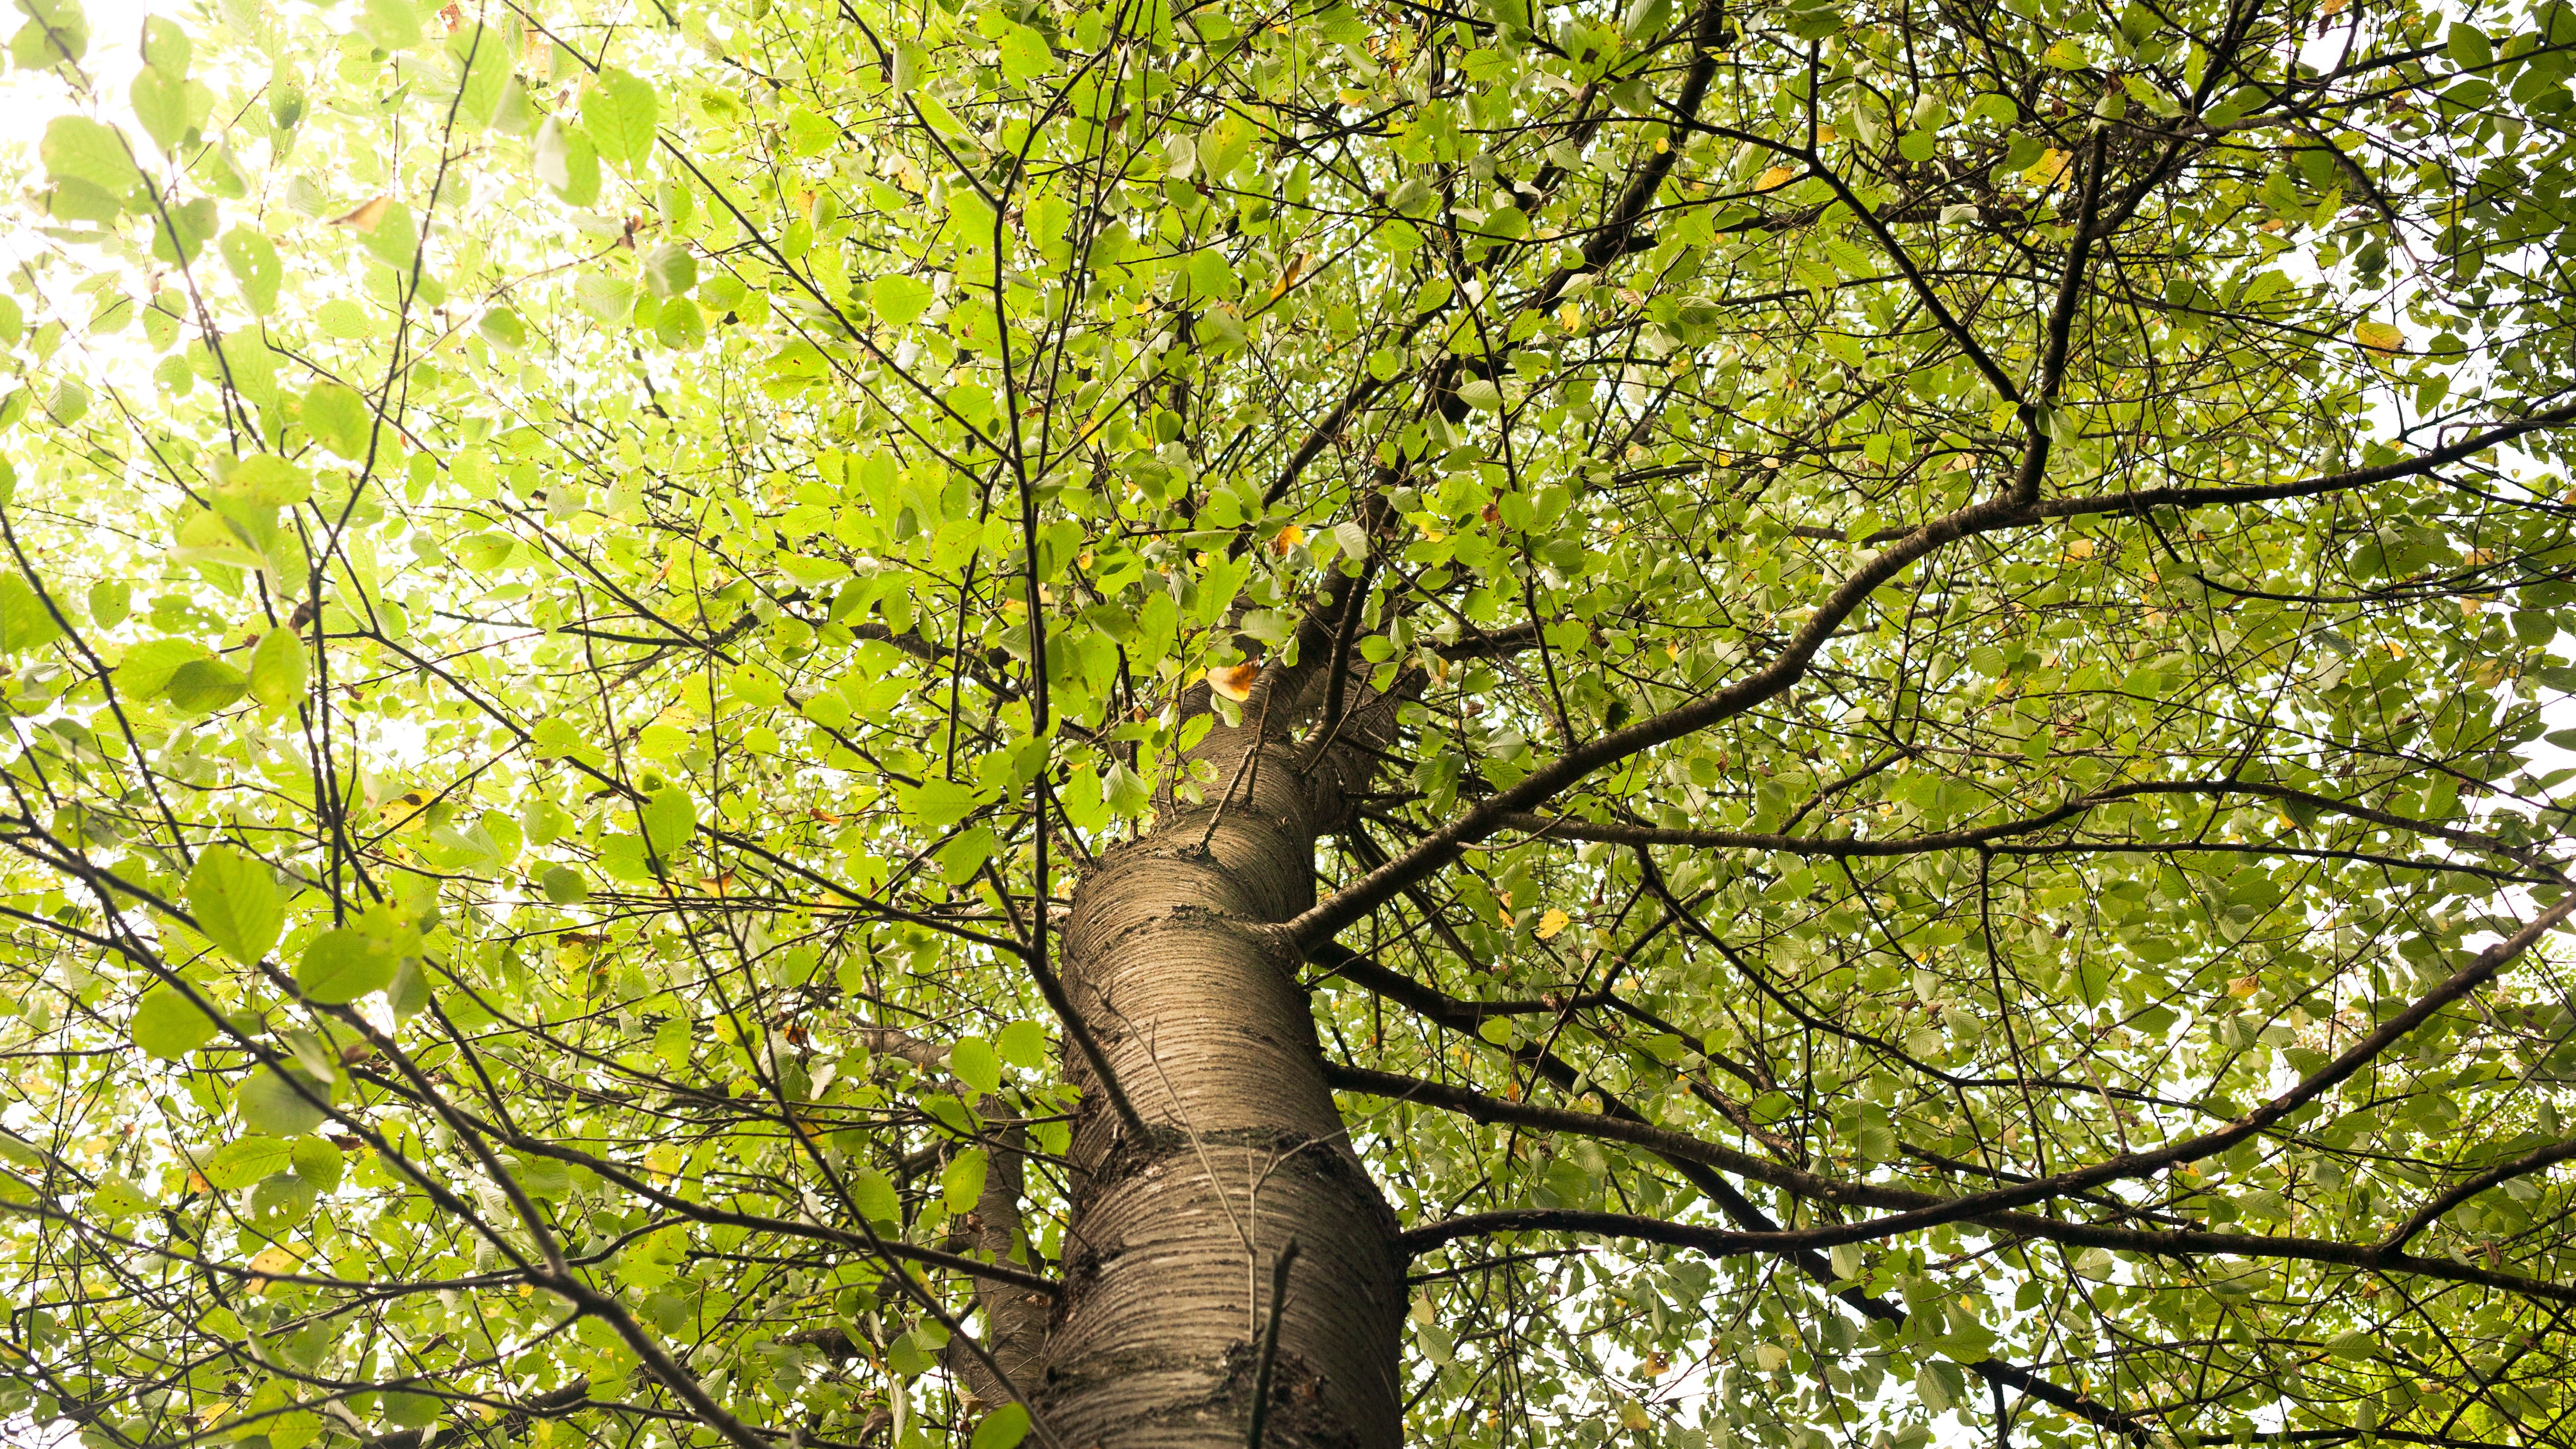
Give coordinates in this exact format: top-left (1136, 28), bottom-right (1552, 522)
top-left (6, 0), bottom-right (2576, 1438)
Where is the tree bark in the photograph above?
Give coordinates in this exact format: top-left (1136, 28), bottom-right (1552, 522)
top-left (1037, 651), bottom-right (1407, 1447)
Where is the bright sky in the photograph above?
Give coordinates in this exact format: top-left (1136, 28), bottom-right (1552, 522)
top-left (1, 0), bottom-right (151, 139)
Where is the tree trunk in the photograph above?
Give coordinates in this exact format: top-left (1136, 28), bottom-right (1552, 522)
top-left (1038, 655), bottom-right (1406, 1447)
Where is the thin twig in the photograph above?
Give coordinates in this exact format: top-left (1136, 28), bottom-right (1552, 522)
top-left (1246, 1240), bottom-right (1301, 1448)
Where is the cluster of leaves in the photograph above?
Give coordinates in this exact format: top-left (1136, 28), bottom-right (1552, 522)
top-left (5, 0), bottom-right (2576, 1438)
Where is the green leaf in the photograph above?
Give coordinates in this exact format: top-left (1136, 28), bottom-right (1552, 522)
top-left (654, 297), bottom-right (707, 350)
top-left (300, 381), bottom-right (372, 459)
top-left (448, 24), bottom-right (511, 128)
top-left (641, 787), bottom-right (696, 858)
top-left (12, 0), bottom-right (88, 66)
top-left (1105, 760), bottom-right (1152, 816)
top-left (290, 1134), bottom-right (344, 1190)
top-left (130, 64), bottom-right (189, 151)
top-left (582, 67), bottom-right (660, 169)
top-left (899, 777), bottom-right (985, 828)
top-left (0, 573), bottom-right (64, 655)
top-left (188, 845), bottom-right (281, 965)
top-left (176, 509), bottom-right (263, 573)
top-left (533, 117), bottom-right (601, 206)
top-left (539, 863), bottom-right (590, 903)
top-left (164, 657), bottom-right (249, 713)
top-left (380, 1393), bottom-right (440, 1429)
top-left (114, 637), bottom-right (206, 697)
top-left (248, 627), bottom-right (306, 710)
top-left (385, 955), bottom-right (431, 1018)
top-left (2450, 21), bottom-right (2493, 70)
top-left (996, 1019), bottom-right (1048, 1071)
top-left (950, 1037), bottom-right (1001, 1096)
top-left (223, 454), bottom-right (309, 507)
top-left (937, 825), bottom-right (996, 886)
top-left (1781, 0), bottom-right (1843, 37)
top-left (507, 1153), bottom-right (573, 1200)
top-left (361, 199), bottom-right (418, 270)
top-left (88, 1174), bottom-right (154, 1219)
top-left (911, 91), bottom-right (970, 137)
top-left (220, 228), bottom-right (281, 315)
top-left (887, 1327), bottom-right (938, 1377)
top-left (236, 1067), bottom-right (329, 1137)
top-left (297, 928), bottom-right (395, 1004)
top-left (941, 1146), bottom-right (989, 1213)
top-left (642, 241), bottom-right (697, 297)
top-left (204, 1136), bottom-right (295, 1190)
top-left (40, 116), bottom-right (138, 197)
top-left (357, 0), bottom-right (421, 50)
top-left (575, 273), bottom-right (633, 324)
top-left (478, 306), bottom-right (527, 349)
top-left (850, 1166), bottom-right (899, 1224)
top-left (249, 1171), bottom-right (317, 1225)
top-left (138, 13), bottom-right (187, 71)
top-left (84, 580), bottom-right (128, 629)
top-left (869, 274), bottom-right (934, 325)
top-left (970, 1406), bottom-right (1030, 1449)
top-left (994, 23), bottom-right (1050, 80)
top-left (150, 194), bottom-right (218, 265)
top-left (131, 986), bottom-right (221, 1059)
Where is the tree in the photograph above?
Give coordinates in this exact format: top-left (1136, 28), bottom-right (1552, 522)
top-left (6, 0), bottom-right (2576, 1440)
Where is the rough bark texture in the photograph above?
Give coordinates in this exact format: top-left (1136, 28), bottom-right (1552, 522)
top-left (1036, 652), bottom-right (1408, 1447)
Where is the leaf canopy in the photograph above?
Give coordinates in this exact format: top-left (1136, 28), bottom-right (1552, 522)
top-left (5, 0), bottom-right (2576, 1441)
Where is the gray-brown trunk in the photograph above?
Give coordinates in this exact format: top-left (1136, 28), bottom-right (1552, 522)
top-left (1037, 663), bottom-right (1406, 1447)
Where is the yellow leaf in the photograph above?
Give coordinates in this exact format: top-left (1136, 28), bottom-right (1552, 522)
top-left (1205, 662), bottom-right (1261, 702)
top-left (1270, 524), bottom-right (1305, 555)
top-left (379, 788), bottom-right (432, 833)
top-left (2354, 321), bottom-right (2405, 358)
top-left (2025, 148), bottom-right (2071, 187)
top-left (1753, 165), bottom-right (1798, 193)
top-left (331, 195), bottom-right (392, 229)
top-left (247, 1244), bottom-right (299, 1293)
top-left (1267, 252), bottom-right (1307, 301)
top-left (2227, 975), bottom-right (2260, 998)
top-left (1619, 1401), bottom-right (1653, 1432)
top-left (1535, 908), bottom-right (1570, 940)
top-left (2063, 537), bottom-right (2095, 561)
top-left (1557, 302), bottom-right (1582, 332)
top-left (1815, 124), bottom-right (1838, 143)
